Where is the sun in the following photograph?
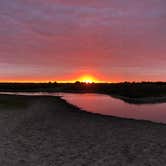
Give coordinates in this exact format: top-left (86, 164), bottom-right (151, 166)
top-left (79, 75), bottom-right (97, 83)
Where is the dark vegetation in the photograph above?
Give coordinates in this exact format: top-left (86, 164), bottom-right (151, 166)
top-left (0, 82), bottom-right (166, 98)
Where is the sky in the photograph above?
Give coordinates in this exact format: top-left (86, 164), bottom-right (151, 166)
top-left (0, 0), bottom-right (166, 82)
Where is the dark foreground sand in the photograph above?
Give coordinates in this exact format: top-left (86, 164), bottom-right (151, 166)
top-left (0, 95), bottom-right (166, 166)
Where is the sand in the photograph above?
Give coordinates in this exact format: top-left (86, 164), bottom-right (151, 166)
top-left (0, 94), bottom-right (166, 166)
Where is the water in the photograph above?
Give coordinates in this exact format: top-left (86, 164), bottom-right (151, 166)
top-left (0, 92), bottom-right (166, 124)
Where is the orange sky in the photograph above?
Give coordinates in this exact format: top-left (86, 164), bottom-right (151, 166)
top-left (0, 0), bottom-right (166, 83)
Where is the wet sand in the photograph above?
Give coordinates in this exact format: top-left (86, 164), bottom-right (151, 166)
top-left (0, 94), bottom-right (166, 166)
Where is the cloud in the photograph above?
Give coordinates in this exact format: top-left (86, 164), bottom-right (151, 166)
top-left (0, 0), bottom-right (166, 81)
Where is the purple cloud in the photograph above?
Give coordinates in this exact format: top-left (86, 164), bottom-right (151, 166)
top-left (0, 0), bottom-right (166, 81)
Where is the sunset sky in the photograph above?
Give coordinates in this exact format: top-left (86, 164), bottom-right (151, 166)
top-left (0, 0), bottom-right (166, 82)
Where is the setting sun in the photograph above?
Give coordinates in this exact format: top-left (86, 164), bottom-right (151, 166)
top-left (78, 75), bottom-right (97, 83)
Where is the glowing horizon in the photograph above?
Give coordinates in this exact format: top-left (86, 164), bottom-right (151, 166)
top-left (0, 76), bottom-right (107, 83)
top-left (0, 73), bottom-right (112, 83)
top-left (0, 75), bottom-right (163, 83)
top-left (0, 0), bottom-right (166, 82)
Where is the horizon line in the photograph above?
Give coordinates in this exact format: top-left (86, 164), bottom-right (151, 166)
top-left (0, 81), bottom-right (165, 84)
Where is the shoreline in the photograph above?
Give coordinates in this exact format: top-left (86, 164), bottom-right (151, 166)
top-left (0, 93), bottom-right (166, 126)
top-left (1, 93), bottom-right (166, 125)
top-left (0, 94), bottom-right (166, 165)
top-left (59, 95), bottom-right (166, 126)
top-left (1, 91), bottom-right (166, 104)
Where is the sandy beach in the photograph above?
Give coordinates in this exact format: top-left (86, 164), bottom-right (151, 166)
top-left (0, 94), bottom-right (166, 166)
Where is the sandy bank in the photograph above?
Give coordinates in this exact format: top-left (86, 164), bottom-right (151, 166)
top-left (0, 94), bottom-right (166, 166)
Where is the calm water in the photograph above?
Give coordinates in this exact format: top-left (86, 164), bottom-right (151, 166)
top-left (1, 92), bottom-right (166, 124)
